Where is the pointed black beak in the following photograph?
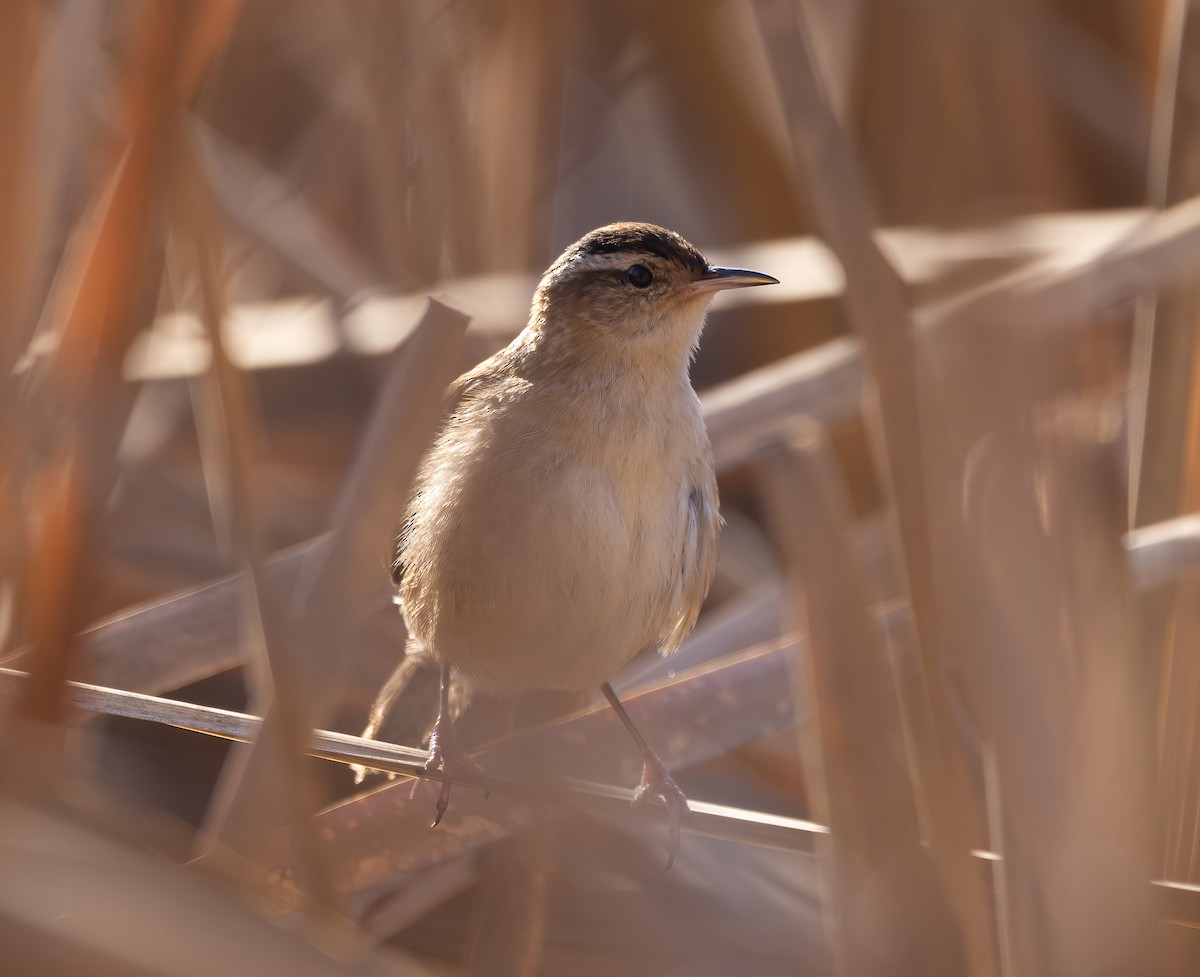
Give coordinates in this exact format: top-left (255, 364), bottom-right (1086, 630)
top-left (691, 266), bottom-right (780, 292)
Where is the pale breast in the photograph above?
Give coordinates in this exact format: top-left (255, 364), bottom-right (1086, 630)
top-left (398, 378), bottom-right (718, 694)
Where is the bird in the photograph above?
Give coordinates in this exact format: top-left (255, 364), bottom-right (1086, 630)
top-left (380, 222), bottom-right (777, 865)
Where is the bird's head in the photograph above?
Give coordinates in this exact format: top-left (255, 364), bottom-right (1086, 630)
top-left (528, 222), bottom-right (777, 369)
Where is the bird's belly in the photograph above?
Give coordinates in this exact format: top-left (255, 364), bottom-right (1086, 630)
top-left (405, 454), bottom-right (685, 694)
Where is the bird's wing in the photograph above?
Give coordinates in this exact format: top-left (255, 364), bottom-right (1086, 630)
top-left (660, 467), bottom-right (721, 654)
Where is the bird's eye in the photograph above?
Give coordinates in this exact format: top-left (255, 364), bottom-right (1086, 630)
top-left (626, 264), bottom-right (653, 288)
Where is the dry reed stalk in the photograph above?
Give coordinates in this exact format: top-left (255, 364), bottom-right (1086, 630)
top-left (1127, 515), bottom-right (1200, 589)
top-left (5, 0), bottom-right (238, 741)
top-left (470, 1), bottom-right (571, 272)
top-left (466, 829), bottom-right (557, 977)
top-left (1122, 7), bottom-right (1200, 972)
top-left (391, 3), bottom-right (486, 280)
top-left (200, 295), bottom-right (465, 884)
top-left (705, 336), bottom-right (865, 472)
top-left (171, 126), bottom-right (341, 918)
top-left (636, 2), bottom-right (805, 241)
top-left (192, 122), bottom-right (377, 301)
top-left (622, 580), bottom-right (786, 687)
top-left (1003, 0), bottom-right (1149, 185)
top-left (14, 3), bottom-right (189, 742)
top-left (758, 423), bottom-right (966, 976)
top-left (851, 0), bottom-right (1091, 225)
top-left (18, 657), bottom-right (1198, 922)
top-left (1128, 0), bottom-right (1200, 906)
top-left (0, 664), bottom-right (827, 884)
top-left (752, 4), bottom-right (998, 972)
top-left (50, 537), bottom-right (326, 692)
top-left (0, 0), bottom-right (41, 674)
top-left (0, 0), bottom-right (39, 379)
top-left (921, 300), bottom-right (1156, 974)
top-left (335, 8), bottom-right (409, 288)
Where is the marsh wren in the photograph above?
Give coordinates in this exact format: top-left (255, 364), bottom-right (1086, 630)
top-left (388, 222), bottom-right (776, 864)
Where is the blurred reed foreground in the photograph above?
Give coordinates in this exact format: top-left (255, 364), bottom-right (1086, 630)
top-left (4, 1), bottom-right (1200, 974)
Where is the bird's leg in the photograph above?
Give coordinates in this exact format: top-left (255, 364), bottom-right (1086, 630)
top-left (600, 682), bottom-right (689, 868)
top-left (425, 658), bottom-right (489, 827)
top-left (353, 652), bottom-right (430, 784)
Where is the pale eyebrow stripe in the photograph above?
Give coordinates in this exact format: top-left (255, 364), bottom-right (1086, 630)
top-left (566, 252), bottom-right (654, 275)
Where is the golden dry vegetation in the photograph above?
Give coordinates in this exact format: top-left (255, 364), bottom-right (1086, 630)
top-left (1, 1), bottom-right (1197, 975)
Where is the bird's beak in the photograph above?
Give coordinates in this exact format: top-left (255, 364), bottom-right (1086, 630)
top-left (690, 266), bottom-right (780, 292)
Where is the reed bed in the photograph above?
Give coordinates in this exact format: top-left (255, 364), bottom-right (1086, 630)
top-left (0, 2), bottom-right (1193, 974)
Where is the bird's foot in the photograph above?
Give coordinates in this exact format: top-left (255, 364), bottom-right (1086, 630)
top-left (631, 754), bottom-right (690, 869)
top-left (423, 724), bottom-right (490, 828)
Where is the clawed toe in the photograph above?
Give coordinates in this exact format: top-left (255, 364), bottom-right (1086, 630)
top-left (631, 761), bottom-right (690, 869)
top-left (425, 730), bottom-right (490, 828)
top-left (423, 659), bottom-right (489, 827)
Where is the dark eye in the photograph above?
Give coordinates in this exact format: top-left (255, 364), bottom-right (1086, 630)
top-left (626, 264), bottom-right (653, 288)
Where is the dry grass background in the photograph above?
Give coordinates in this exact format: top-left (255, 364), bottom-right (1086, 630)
top-left (3, 0), bottom-right (1199, 974)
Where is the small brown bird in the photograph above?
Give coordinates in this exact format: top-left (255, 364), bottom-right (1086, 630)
top-left (389, 222), bottom-right (776, 864)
